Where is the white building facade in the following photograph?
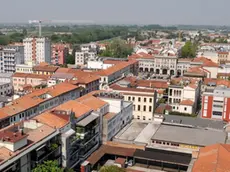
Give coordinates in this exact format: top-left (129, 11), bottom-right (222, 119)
top-left (23, 37), bottom-right (51, 64)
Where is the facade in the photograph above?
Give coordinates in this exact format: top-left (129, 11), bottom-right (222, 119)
top-left (176, 58), bottom-right (192, 76)
top-left (23, 37), bottom-right (51, 64)
top-left (0, 46), bottom-right (24, 73)
top-left (201, 87), bottom-right (230, 121)
top-left (94, 61), bottom-right (137, 90)
top-left (0, 82), bottom-right (82, 129)
top-left (0, 73), bottom-right (13, 83)
top-left (51, 44), bottom-right (69, 65)
top-left (168, 77), bottom-right (201, 114)
top-left (32, 63), bottom-right (59, 75)
top-left (75, 51), bottom-right (97, 66)
top-left (98, 92), bottom-right (133, 142)
top-left (16, 62), bottom-right (34, 73)
top-left (217, 52), bottom-right (230, 64)
top-left (110, 81), bottom-right (157, 121)
top-left (129, 52), bottom-right (178, 75)
top-left (12, 73), bottom-right (49, 92)
top-left (0, 82), bottom-right (13, 97)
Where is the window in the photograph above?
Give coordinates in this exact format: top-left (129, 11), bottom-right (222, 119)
top-left (128, 96), bottom-right (131, 101)
top-left (132, 97), bottom-right (135, 101)
top-left (143, 116), bottom-right (146, 120)
top-left (138, 105), bottom-right (141, 111)
top-left (144, 98), bottom-right (146, 102)
top-left (184, 107), bottom-right (187, 111)
top-left (149, 106), bottom-right (152, 112)
top-left (143, 105), bottom-right (146, 111)
top-left (138, 97), bottom-right (141, 102)
top-left (133, 105), bottom-right (135, 111)
top-left (149, 98), bottom-right (152, 103)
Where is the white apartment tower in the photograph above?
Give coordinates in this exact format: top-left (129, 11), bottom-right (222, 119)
top-left (23, 37), bottom-right (51, 64)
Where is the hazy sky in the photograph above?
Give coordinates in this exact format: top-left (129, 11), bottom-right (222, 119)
top-left (0, 0), bottom-right (229, 25)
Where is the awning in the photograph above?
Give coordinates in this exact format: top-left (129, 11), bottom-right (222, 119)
top-left (77, 114), bottom-right (99, 127)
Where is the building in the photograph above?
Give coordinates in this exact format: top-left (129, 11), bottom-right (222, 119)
top-left (51, 44), bottom-right (69, 65)
top-left (0, 120), bottom-right (61, 172)
top-left (0, 46), bottom-right (24, 73)
top-left (192, 144), bottom-right (230, 172)
top-left (201, 86), bottom-right (230, 121)
top-left (23, 37), bottom-right (51, 64)
top-left (12, 73), bottom-right (49, 92)
top-left (150, 124), bottom-right (226, 151)
top-left (76, 91), bottom-right (133, 143)
top-left (32, 62), bottom-right (59, 75)
top-left (129, 52), bottom-right (178, 75)
top-left (0, 82), bottom-right (82, 129)
top-left (0, 73), bottom-right (13, 83)
top-left (94, 61), bottom-right (137, 90)
top-left (217, 51), bottom-right (230, 64)
top-left (48, 68), bottom-right (100, 94)
top-left (16, 61), bottom-right (34, 73)
top-left (75, 51), bottom-right (97, 66)
top-left (110, 80), bottom-right (157, 121)
top-left (176, 58), bottom-right (192, 76)
top-left (168, 77), bottom-right (201, 114)
top-left (0, 82), bottom-right (13, 97)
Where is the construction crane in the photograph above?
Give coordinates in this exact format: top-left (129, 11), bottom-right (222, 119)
top-left (28, 20), bottom-right (50, 37)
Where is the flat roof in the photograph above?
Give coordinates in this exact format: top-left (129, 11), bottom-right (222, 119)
top-left (164, 115), bottom-right (226, 130)
top-left (115, 122), bottom-right (148, 142)
top-left (77, 113), bottom-right (99, 127)
top-left (134, 148), bottom-right (191, 166)
top-left (151, 124), bottom-right (226, 147)
top-left (134, 123), bottom-right (160, 145)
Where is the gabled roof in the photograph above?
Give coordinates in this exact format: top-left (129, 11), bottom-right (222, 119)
top-left (180, 99), bottom-right (194, 106)
top-left (192, 144), bottom-right (230, 172)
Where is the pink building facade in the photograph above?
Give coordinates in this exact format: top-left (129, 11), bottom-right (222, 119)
top-left (51, 44), bottom-right (69, 65)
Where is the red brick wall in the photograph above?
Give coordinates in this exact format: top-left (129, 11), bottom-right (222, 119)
top-left (224, 98), bottom-right (230, 121)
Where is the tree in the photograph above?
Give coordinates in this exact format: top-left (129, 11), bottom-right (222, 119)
top-left (0, 35), bottom-right (9, 45)
top-left (32, 160), bottom-right (64, 172)
top-left (99, 165), bottom-right (125, 172)
top-left (23, 28), bottom-right (27, 36)
top-left (181, 41), bottom-right (197, 58)
top-left (100, 39), bottom-right (133, 58)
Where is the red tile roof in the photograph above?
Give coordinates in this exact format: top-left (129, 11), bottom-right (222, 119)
top-left (180, 99), bottom-right (194, 106)
top-left (192, 144), bottom-right (230, 172)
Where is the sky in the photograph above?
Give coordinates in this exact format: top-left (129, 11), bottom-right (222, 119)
top-left (0, 0), bottom-right (229, 25)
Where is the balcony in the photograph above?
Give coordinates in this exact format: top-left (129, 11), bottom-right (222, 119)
top-left (31, 143), bottom-right (62, 167)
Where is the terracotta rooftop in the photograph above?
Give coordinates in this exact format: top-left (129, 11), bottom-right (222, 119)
top-left (13, 73), bottom-right (49, 80)
top-left (128, 53), bottom-right (154, 60)
top-left (94, 61), bottom-right (135, 76)
top-left (76, 93), bottom-right (108, 111)
top-left (180, 99), bottom-right (194, 106)
top-left (110, 84), bottom-right (155, 94)
top-left (87, 144), bottom-right (136, 166)
top-left (204, 78), bottom-right (230, 87)
top-left (34, 111), bottom-right (70, 129)
top-left (54, 100), bottom-right (92, 118)
top-left (192, 144), bottom-right (230, 172)
top-left (0, 122), bottom-right (56, 165)
top-left (193, 57), bottom-right (219, 67)
top-left (0, 82), bottom-right (79, 120)
top-left (0, 130), bottom-right (28, 143)
top-left (33, 64), bottom-right (59, 72)
top-left (103, 60), bottom-right (123, 65)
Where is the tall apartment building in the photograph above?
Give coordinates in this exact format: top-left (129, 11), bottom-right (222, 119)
top-left (75, 51), bottom-right (97, 66)
top-left (51, 44), bottom-right (69, 65)
top-left (23, 37), bottom-right (51, 64)
top-left (0, 46), bottom-right (24, 73)
top-left (202, 86), bottom-right (230, 121)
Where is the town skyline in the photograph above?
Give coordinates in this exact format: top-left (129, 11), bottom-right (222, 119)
top-left (0, 0), bottom-right (229, 25)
